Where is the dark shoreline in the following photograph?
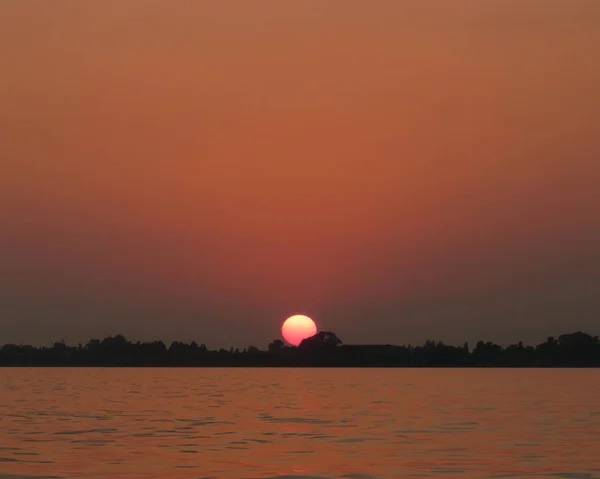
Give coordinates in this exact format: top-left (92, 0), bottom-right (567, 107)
top-left (2, 331), bottom-right (600, 368)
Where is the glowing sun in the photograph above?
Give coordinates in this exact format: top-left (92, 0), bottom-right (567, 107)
top-left (282, 314), bottom-right (317, 346)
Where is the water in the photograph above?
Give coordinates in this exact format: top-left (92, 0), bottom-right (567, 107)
top-left (1, 368), bottom-right (599, 479)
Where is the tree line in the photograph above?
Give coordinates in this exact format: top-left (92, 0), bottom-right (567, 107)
top-left (1, 330), bottom-right (599, 367)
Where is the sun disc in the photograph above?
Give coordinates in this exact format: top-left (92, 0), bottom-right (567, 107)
top-left (281, 314), bottom-right (317, 346)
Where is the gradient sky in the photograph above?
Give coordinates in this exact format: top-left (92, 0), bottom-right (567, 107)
top-left (1, 1), bottom-right (599, 348)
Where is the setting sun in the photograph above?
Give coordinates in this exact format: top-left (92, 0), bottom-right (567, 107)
top-left (282, 315), bottom-right (317, 346)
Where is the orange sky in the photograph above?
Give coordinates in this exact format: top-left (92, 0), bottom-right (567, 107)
top-left (1, 1), bottom-right (599, 347)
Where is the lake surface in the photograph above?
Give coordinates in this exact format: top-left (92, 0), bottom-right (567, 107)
top-left (1, 369), bottom-right (599, 479)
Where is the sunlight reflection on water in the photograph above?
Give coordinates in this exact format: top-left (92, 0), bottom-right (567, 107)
top-left (1, 368), bottom-right (599, 479)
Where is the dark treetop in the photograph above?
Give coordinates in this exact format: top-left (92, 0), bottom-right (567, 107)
top-left (1, 331), bottom-right (599, 367)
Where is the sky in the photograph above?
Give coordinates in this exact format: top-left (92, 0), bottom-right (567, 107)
top-left (1, 1), bottom-right (599, 349)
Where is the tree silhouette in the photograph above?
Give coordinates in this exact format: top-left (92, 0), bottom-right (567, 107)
top-left (268, 339), bottom-right (285, 352)
top-left (299, 331), bottom-right (342, 349)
